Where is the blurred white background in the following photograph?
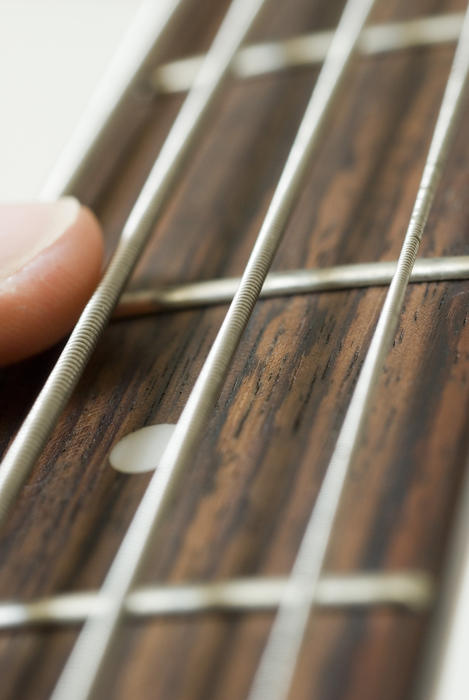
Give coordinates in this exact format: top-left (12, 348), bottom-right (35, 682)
top-left (0, 0), bottom-right (141, 200)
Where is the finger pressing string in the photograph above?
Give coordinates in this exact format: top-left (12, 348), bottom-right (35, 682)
top-left (0, 198), bottom-right (103, 366)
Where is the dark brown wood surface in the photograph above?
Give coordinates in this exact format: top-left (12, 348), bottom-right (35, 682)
top-left (1, 0), bottom-right (469, 697)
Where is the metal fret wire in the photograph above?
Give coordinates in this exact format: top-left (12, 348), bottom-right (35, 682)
top-left (114, 256), bottom-right (469, 316)
top-left (0, 0), bottom-right (267, 527)
top-left (153, 12), bottom-right (463, 93)
top-left (248, 7), bottom-right (469, 700)
top-left (50, 1), bottom-right (376, 698)
top-left (0, 572), bottom-right (433, 629)
top-left (41, 0), bottom-right (182, 200)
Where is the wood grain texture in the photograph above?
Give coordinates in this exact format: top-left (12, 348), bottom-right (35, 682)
top-left (0, 0), bottom-right (468, 698)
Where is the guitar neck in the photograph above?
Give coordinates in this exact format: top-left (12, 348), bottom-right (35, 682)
top-left (0, 0), bottom-right (468, 699)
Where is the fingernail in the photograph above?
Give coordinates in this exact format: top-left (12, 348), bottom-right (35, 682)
top-left (0, 197), bottom-right (80, 283)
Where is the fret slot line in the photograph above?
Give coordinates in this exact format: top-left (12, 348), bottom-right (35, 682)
top-left (114, 255), bottom-right (469, 317)
top-left (248, 7), bottom-right (469, 700)
top-left (49, 1), bottom-right (376, 699)
top-left (0, 571), bottom-right (433, 630)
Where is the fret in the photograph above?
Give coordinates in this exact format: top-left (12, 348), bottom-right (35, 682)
top-left (152, 12), bottom-right (463, 93)
top-left (249, 6), bottom-right (469, 700)
top-left (0, 571), bottom-right (433, 630)
top-left (114, 256), bottom-right (469, 317)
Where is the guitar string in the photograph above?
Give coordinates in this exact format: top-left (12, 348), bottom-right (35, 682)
top-left (248, 6), bottom-right (469, 700)
top-left (0, 0), bottom-right (268, 527)
top-left (152, 12), bottom-right (463, 94)
top-left (41, 0), bottom-right (183, 200)
top-left (114, 255), bottom-right (469, 317)
top-left (0, 571), bottom-right (433, 630)
top-left (49, 1), bottom-right (377, 699)
top-left (0, 9), bottom-right (459, 519)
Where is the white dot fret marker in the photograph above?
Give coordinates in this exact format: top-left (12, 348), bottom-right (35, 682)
top-left (109, 424), bottom-right (176, 474)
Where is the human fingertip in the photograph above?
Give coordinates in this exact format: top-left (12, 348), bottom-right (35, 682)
top-left (0, 198), bottom-right (104, 366)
